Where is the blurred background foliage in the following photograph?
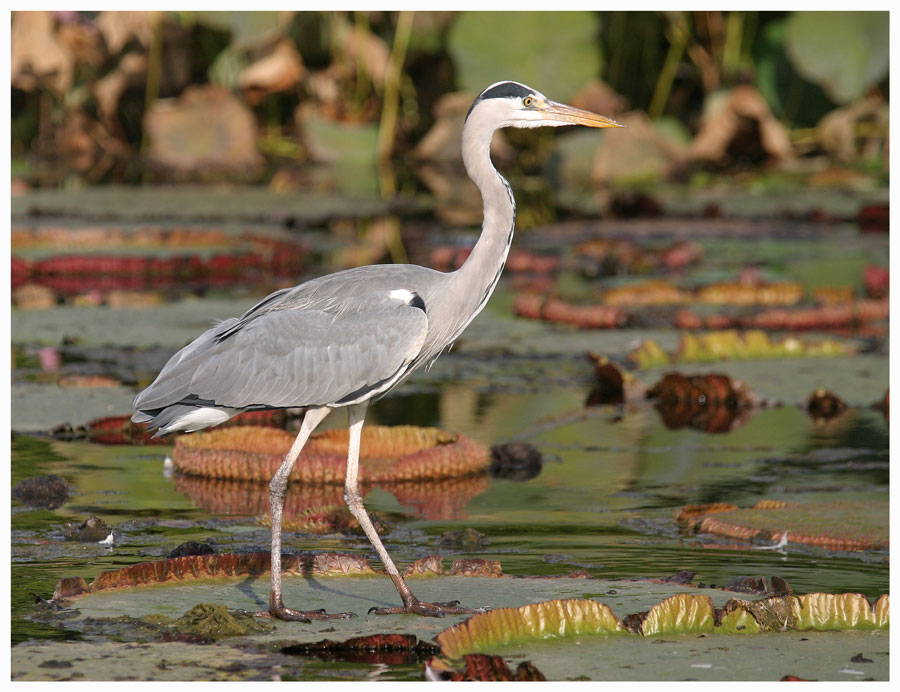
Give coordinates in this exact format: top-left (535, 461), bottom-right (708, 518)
top-left (10, 10), bottom-right (889, 194)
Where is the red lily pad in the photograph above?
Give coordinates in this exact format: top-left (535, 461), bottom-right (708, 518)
top-left (676, 500), bottom-right (888, 551)
top-left (172, 425), bottom-right (489, 484)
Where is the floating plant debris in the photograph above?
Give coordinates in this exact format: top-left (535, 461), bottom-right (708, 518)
top-left (584, 353), bottom-right (624, 405)
top-left (62, 516), bottom-right (112, 542)
top-left (488, 442), bottom-right (543, 481)
top-left (402, 555), bottom-right (445, 577)
top-left (12, 474), bottom-right (69, 509)
top-left (806, 388), bottom-right (848, 420)
top-left (172, 603), bottom-right (273, 639)
top-left (448, 558), bottom-right (502, 578)
top-left (675, 500), bottom-right (888, 551)
top-left (427, 654), bottom-right (547, 681)
top-left (167, 541), bottom-right (215, 559)
top-left (440, 528), bottom-right (489, 551)
top-left (283, 634), bottom-right (441, 666)
top-left (171, 425), bottom-right (489, 483)
top-left (646, 372), bottom-right (757, 433)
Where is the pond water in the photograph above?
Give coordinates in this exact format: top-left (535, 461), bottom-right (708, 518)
top-left (11, 341), bottom-right (889, 648)
top-left (10, 186), bottom-right (889, 679)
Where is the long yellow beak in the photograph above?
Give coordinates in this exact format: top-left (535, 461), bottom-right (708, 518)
top-left (541, 100), bottom-right (624, 128)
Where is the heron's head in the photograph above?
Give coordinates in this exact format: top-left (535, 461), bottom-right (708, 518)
top-left (465, 80), bottom-right (623, 131)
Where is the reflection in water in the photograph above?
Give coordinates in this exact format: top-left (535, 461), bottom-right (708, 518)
top-left (646, 372), bottom-right (757, 433)
top-left (488, 442), bottom-right (543, 481)
top-left (173, 472), bottom-right (490, 531)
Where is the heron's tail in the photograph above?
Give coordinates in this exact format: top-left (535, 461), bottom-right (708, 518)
top-left (132, 404), bottom-right (240, 437)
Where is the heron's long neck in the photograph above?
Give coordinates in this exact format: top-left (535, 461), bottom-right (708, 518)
top-left (450, 121), bottom-right (516, 321)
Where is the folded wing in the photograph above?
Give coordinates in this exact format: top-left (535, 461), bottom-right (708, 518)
top-left (134, 305), bottom-right (428, 412)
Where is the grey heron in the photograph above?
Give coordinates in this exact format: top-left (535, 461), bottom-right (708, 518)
top-left (133, 80), bottom-right (622, 619)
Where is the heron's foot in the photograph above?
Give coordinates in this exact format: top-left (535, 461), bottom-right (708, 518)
top-left (369, 599), bottom-right (489, 618)
top-left (244, 604), bottom-right (356, 622)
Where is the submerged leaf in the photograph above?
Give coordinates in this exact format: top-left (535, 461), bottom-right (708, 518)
top-left (173, 603), bottom-right (273, 639)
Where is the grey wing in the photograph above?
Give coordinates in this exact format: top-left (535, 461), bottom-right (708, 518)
top-left (133, 306), bottom-right (428, 411)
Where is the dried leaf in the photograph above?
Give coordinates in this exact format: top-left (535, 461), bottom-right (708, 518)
top-left (691, 86), bottom-right (794, 164)
top-left (144, 85), bottom-right (263, 177)
top-left (238, 39), bottom-right (305, 104)
top-left (11, 11), bottom-right (73, 93)
top-left (96, 10), bottom-right (154, 54)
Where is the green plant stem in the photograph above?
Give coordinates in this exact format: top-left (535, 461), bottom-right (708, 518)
top-left (375, 11), bottom-right (414, 265)
top-left (649, 17), bottom-right (687, 119)
top-left (722, 11), bottom-right (744, 78)
top-left (141, 11), bottom-right (164, 182)
top-left (376, 10), bottom-right (414, 167)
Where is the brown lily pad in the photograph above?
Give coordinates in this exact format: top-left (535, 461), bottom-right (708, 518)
top-left (172, 425), bottom-right (489, 484)
top-left (54, 552), bottom-right (378, 600)
top-left (513, 294), bottom-right (627, 329)
top-left (676, 500), bottom-right (888, 551)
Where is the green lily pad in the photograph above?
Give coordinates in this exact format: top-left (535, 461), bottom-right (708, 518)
top-left (448, 12), bottom-right (601, 102)
top-left (436, 598), bottom-right (623, 659)
top-left (679, 500), bottom-right (889, 551)
top-left (432, 591), bottom-right (888, 661)
top-left (785, 12), bottom-right (889, 104)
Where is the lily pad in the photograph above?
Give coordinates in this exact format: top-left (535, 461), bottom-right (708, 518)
top-left (433, 591), bottom-right (888, 660)
top-left (437, 599), bottom-right (623, 659)
top-left (448, 12), bottom-right (601, 103)
top-left (676, 500), bottom-right (889, 551)
top-left (785, 12), bottom-right (889, 104)
top-left (33, 555), bottom-right (890, 681)
top-left (172, 425), bottom-right (489, 483)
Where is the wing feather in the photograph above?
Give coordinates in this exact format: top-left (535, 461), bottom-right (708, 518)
top-left (135, 306), bottom-right (428, 411)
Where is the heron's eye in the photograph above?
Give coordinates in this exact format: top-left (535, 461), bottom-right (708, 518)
top-left (523, 96), bottom-right (534, 107)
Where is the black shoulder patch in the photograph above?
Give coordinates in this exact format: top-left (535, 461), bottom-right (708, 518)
top-left (409, 292), bottom-right (426, 312)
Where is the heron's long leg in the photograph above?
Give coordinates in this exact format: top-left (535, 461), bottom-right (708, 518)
top-left (259, 406), bottom-right (353, 622)
top-left (343, 402), bottom-right (487, 618)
